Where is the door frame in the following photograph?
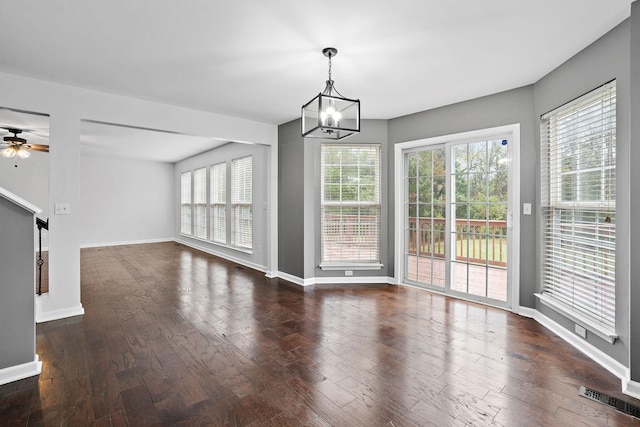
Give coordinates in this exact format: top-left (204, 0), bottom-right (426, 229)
top-left (394, 124), bottom-right (521, 312)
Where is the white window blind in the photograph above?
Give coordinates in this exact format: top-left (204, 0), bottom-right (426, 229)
top-left (193, 167), bottom-right (207, 239)
top-left (540, 81), bottom-right (616, 331)
top-left (231, 156), bottom-right (252, 249)
top-left (180, 171), bottom-right (192, 235)
top-left (321, 144), bottom-right (381, 264)
top-left (210, 162), bottom-right (227, 244)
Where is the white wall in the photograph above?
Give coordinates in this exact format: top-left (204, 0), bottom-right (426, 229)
top-left (79, 154), bottom-right (174, 247)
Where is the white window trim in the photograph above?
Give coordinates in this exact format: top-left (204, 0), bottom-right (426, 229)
top-left (319, 263), bottom-right (384, 271)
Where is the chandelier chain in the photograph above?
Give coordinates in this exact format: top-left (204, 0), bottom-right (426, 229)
top-left (328, 55), bottom-right (332, 81)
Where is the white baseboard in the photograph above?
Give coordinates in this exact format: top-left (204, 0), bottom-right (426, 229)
top-left (80, 237), bottom-right (174, 249)
top-left (623, 379), bottom-right (640, 400)
top-left (0, 355), bottom-right (42, 386)
top-left (176, 239), bottom-right (267, 273)
top-left (518, 306), bottom-right (537, 318)
top-left (35, 297), bottom-right (84, 323)
top-left (274, 272), bottom-right (394, 287)
top-left (308, 276), bottom-right (395, 286)
top-left (527, 309), bottom-right (628, 383)
top-left (275, 271), bottom-right (307, 287)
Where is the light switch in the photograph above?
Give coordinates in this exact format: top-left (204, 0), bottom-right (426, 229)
top-left (523, 203), bottom-right (532, 215)
top-left (54, 202), bottom-right (71, 215)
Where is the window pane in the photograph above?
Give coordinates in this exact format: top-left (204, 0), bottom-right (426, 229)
top-left (193, 168), bottom-right (207, 238)
top-left (211, 163), bottom-right (226, 204)
top-left (180, 172), bottom-right (192, 235)
top-left (212, 204), bottom-right (226, 243)
top-left (210, 163), bottom-right (226, 243)
top-left (321, 144), bottom-right (381, 264)
top-left (232, 205), bottom-right (252, 249)
top-left (232, 156), bottom-right (252, 249)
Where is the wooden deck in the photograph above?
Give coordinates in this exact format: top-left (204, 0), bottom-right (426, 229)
top-left (406, 255), bottom-right (508, 302)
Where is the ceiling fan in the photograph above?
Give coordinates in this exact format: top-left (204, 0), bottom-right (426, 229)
top-left (1, 128), bottom-right (49, 159)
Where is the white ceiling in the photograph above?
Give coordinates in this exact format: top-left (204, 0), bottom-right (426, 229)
top-left (0, 0), bottom-right (632, 161)
top-left (79, 121), bottom-right (229, 163)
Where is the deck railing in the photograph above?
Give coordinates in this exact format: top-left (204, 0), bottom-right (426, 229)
top-left (321, 214), bottom-right (508, 267)
top-left (408, 217), bottom-right (507, 267)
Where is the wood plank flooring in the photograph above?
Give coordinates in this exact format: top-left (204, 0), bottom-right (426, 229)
top-left (2, 241), bottom-right (639, 426)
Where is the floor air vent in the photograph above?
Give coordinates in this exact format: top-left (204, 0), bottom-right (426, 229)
top-left (579, 386), bottom-right (640, 419)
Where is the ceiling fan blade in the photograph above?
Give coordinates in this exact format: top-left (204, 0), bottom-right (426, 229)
top-left (28, 144), bottom-right (49, 152)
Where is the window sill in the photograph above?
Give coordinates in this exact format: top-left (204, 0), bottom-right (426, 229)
top-left (535, 293), bottom-right (617, 344)
top-left (319, 263), bottom-right (383, 271)
top-left (180, 234), bottom-right (253, 256)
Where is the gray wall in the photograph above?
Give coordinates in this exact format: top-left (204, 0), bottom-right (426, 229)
top-left (277, 119), bottom-right (390, 280)
top-left (308, 120), bottom-right (390, 279)
top-left (278, 120), bottom-right (305, 278)
top-left (629, 1), bottom-right (640, 381)
top-left (0, 196), bottom-right (35, 369)
top-left (388, 86), bottom-right (536, 307)
top-left (175, 142), bottom-right (270, 270)
top-left (533, 20), bottom-right (630, 365)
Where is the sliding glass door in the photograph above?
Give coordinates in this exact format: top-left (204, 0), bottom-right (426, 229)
top-left (403, 134), bottom-right (513, 307)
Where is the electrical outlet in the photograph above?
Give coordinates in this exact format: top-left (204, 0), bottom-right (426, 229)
top-left (345, 270), bottom-right (353, 276)
top-left (523, 203), bottom-right (532, 215)
top-left (54, 202), bottom-right (71, 215)
top-left (575, 324), bottom-right (587, 339)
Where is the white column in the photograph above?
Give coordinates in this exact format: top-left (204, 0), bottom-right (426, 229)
top-left (36, 110), bottom-right (84, 322)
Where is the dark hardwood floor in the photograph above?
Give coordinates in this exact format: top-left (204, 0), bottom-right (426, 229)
top-left (2, 242), bottom-right (639, 426)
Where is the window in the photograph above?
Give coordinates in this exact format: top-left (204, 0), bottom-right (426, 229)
top-left (210, 162), bottom-right (226, 243)
top-left (193, 168), bottom-right (208, 239)
top-left (321, 144), bottom-right (381, 266)
top-left (540, 81), bottom-right (616, 332)
top-left (180, 171), bottom-right (192, 235)
top-left (231, 156), bottom-right (252, 249)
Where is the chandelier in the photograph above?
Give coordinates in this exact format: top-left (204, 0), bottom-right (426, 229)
top-left (301, 47), bottom-right (360, 140)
